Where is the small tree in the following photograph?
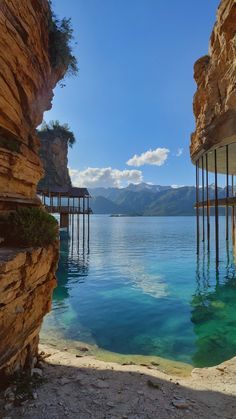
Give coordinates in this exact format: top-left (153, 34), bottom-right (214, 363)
top-left (48, 2), bottom-right (78, 77)
top-left (38, 120), bottom-right (76, 148)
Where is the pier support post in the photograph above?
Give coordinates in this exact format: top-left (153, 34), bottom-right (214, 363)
top-left (87, 197), bottom-right (90, 249)
top-left (196, 160), bottom-right (200, 254)
top-left (83, 196), bottom-right (85, 247)
top-left (232, 175), bottom-right (235, 246)
top-left (226, 145), bottom-right (229, 241)
top-left (214, 149), bottom-right (219, 264)
top-left (202, 156), bottom-right (205, 242)
top-left (206, 154), bottom-right (210, 252)
top-left (60, 213), bottom-right (69, 229)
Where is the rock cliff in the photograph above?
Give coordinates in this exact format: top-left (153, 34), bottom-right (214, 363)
top-left (38, 132), bottom-right (72, 190)
top-left (0, 244), bottom-right (58, 374)
top-left (0, 0), bottom-right (66, 208)
top-left (190, 0), bottom-right (236, 161)
top-left (0, 0), bottom-right (70, 374)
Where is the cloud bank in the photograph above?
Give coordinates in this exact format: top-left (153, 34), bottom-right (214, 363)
top-left (127, 147), bottom-right (169, 167)
top-left (69, 167), bottom-right (143, 188)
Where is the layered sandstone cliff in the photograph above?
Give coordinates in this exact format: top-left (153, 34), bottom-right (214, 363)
top-left (0, 244), bottom-right (58, 374)
top-left (38, 133), bottom-right (72, 190)
top-left (0, 0), bottom-right (69, 374)
top-left (190, 0), bottom-right (236, 161)
top-left (0, 0), bottom-right (65, 209)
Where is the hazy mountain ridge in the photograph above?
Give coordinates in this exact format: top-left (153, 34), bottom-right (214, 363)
top-left (89, 183), bottom-right (226, 216)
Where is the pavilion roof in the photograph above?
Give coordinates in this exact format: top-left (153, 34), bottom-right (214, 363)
top-left (37, 186), bottom-right (91, 198)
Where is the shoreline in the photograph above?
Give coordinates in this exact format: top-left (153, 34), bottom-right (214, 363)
top-left (39, 334), bottom-right (193, 377)
top-left (1, 342), bottom-right (235, 418)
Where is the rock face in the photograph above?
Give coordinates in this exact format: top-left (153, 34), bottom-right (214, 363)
top-left (0, 0), bottom-right (67, 374)
top-left (0, 0), bottom-right (65, 206)
top-left (38, 134), bottom-right (72, 190)
top-left (190, 0), bottom-right (236, 161)
top-left (0, 245), bottom-right (58, 374)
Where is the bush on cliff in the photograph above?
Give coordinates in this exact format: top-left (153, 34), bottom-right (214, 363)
top-left (0, 208), bottom-right (58, 247)
top-left (38, 120), bottom-right (76, 148)
top-left (48, 2), bottom-right (78, 77)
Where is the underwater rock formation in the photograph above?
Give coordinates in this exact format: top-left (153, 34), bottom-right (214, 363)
top-left (190, 0), bottom-right (236, 161)
top-left (0, 0), bottom-right (68, 374)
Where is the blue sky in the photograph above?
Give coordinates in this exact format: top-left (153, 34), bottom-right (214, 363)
top-left (45, 0), bottom-right (220, 188)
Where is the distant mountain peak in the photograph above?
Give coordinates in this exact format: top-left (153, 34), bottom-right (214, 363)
top-left (126, 182), bottom-right (171, 192)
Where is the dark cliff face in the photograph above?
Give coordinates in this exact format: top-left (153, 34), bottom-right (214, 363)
top-left (38, 133), bottom-right (72, 189)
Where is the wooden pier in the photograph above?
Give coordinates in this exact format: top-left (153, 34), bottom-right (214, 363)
top-left (195, 143), bottom-right (236, 264)
top-left (37, 186), bottom-right (92, 244)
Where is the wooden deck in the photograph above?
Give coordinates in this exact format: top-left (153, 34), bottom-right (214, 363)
top-left (45, 205), bottom-right (92, 214)
top-left (195, 196), bottom-right (236, 208)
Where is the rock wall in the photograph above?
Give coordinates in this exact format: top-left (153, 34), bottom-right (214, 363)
top-left (0, 0), bottom-right (67, 374)
top-left (38, 134), bottom-right (72, 190)
top-left (190, 0), bottom-right (236, 161)
top-left (0, 244), bottom-right (58, 375)
top-left (0, 0), bottom-right (65, 207)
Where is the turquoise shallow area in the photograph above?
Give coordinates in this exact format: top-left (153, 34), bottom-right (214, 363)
top-left (42, 215), bottom-right (236, 367)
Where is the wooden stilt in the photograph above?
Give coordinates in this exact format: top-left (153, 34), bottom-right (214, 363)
top-left (196, 160), bottom-right (200, 254)
top-left (206, 154), bottom-right (210, 252)
top-left (87, 197), bottom-right (90, 249)
top-left (202, 156), bottom-right (205, 242)
top-left (83, 196), bottom-right (85, 247)
top-left (226, 145), bottom-right (229, 241)
top-left (214, 149), bottom-right (219, 264)
top-left (232, 175), bottom-right (235, 246)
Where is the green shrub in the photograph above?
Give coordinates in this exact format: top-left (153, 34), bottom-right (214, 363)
top-left (37, 120), bottom-right (76, 148)
top-left (48, 2), bottom-right (78, 77)
top-left (0, 208), bottom-right (58, 247)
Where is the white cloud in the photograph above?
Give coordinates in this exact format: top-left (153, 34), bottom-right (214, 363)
top-left (126, 148), bottom-right (169, 167)
top-left (176, 148), bottom-right (183, 157)
top-left (69, 167), bottom-right (143, 188)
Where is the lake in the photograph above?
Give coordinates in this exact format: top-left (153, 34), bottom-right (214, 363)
top-left (41, 215), bottom-right (236, 367)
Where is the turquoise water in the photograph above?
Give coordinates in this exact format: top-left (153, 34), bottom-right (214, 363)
top-left (42, 215), bottom-right (236, 367)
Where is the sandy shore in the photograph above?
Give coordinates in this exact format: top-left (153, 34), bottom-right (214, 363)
top-left (1, 343), bottom-right (236, 419)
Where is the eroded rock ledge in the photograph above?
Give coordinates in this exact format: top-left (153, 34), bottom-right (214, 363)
top-left (0, 0), bottom-right (65, 205)
top-left (0, 245), bottom-right (58, 375)
top-left (190, 0), bottom-right (236, 161)
top-left (0, 0), bottom-right (67, 374)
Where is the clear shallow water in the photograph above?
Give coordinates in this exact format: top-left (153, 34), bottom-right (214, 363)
top-left (42, 215), bottom-right (236, 367)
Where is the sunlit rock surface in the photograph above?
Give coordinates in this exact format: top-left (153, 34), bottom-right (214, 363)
top-left (0, 245), bottom-right (58, 374)
top-left (0, 0), bottom-right (65, 202)
top-left (191, 0), bottom-right (236, 161)
top-left (38, 134), bottom-right (72, 190)
top-left (0, 0), bottom-right (66, 374)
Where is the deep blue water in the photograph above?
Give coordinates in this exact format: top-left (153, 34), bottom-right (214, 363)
top-left (42, 215), bottom-right (236, 367)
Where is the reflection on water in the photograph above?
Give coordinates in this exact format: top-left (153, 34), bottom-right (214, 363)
top-left (42, 216), bottom-right (236, 367)
top-left (192, 254), bottom-right (236, 367)
top-left (53, 233), bottom-right (89, 310)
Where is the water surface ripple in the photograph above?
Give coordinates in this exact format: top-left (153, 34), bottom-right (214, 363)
top-left (42, 215), bottom-right (236, 367)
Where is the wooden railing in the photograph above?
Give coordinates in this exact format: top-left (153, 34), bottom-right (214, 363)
top-left (45, 205), bottom-right (92, 214)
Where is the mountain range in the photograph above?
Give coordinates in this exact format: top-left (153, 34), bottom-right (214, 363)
top-left (89, 183), bottom-right (225, 216)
